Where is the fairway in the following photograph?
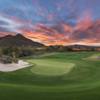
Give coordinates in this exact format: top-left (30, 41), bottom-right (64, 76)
top-left (30, 60), bottom-right (75, 76)
top-left (0, 52), bottom-right (100, 100)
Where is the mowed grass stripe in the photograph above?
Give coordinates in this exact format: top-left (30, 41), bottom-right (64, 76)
top-left (0, 52), bottom-right (100, 100)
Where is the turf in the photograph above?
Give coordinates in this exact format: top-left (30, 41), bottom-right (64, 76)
top-left (30, 59), bottom-right (75, 76)
top-left (0, 52), bottom-right (100, 100)
top-left (84, 53), bottom-right (100, 61)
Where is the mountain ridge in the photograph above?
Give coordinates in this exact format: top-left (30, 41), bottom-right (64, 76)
top-left (0, 34), bottom-right (45, 47)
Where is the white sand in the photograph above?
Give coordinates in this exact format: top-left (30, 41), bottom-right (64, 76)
top-left (0, 60), bottom-right (31, 72)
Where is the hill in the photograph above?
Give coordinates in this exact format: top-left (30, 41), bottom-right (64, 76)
top-left (0, 34), bottom-right (45, 47)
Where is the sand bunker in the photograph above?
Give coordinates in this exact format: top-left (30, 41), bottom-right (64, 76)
top-left (0, 60), bottom-right (31, 72)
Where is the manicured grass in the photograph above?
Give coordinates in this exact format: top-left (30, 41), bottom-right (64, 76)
top-left (30, 59), bottom-right (75, 76)
top-left (84, 53), bottom-right (100, 61)
top-left (0, 52), bottom-right (100, 100)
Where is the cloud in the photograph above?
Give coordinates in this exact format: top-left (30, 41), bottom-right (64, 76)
top-left (0, 14), bottom-right (24, 33)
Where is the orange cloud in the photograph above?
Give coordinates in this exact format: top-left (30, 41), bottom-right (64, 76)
top-left (22, 14), bottom-right (100, 46)
top-left (0, 32), bottom-right (15, 37)
top-left (75, 11), bottom-right (93, 31)
top-left (0, 11), bottom-right (100, 46)
top-left (22, 24), bottom-right (73, 46)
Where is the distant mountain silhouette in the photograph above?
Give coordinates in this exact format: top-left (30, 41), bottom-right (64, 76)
top-left (66, 44), bottom-right (100, 51)
top-left (0, 34), bottom-right (45, 47)
top-left (0, 34), bottom-right (99, 51)
top-left (47, 44), bottom-right (100, 52)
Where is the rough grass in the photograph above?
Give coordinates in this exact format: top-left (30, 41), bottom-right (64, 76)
top-left (0, 52), bottom-right (100, 100)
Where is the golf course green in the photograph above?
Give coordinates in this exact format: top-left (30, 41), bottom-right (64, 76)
top-left (30, 59), bottom-right (75, 76)
top-left (0, 52), bottom-right (100, 100)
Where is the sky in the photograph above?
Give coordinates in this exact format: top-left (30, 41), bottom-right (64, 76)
top-left (0, 0), bottom-right (100, 45)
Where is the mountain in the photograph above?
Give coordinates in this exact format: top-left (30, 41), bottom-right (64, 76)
top-left (46, 44), bottom-right (100, 52)
top-left (0, 34), bottom-right (45, 47)
top-left (66, 44), bottom-right (100, 51)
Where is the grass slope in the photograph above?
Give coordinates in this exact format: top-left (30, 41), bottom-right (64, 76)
top-left (0, 52), bottom-right (100, 100)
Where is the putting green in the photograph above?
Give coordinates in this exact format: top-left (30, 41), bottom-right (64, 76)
top-left (30, 60), bottom-right (75, 76)
top-left (84, 54), bottom-right (100, 61)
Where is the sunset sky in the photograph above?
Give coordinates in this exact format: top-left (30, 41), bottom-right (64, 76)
top-left (0, 0), bottom-right (100, 45)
